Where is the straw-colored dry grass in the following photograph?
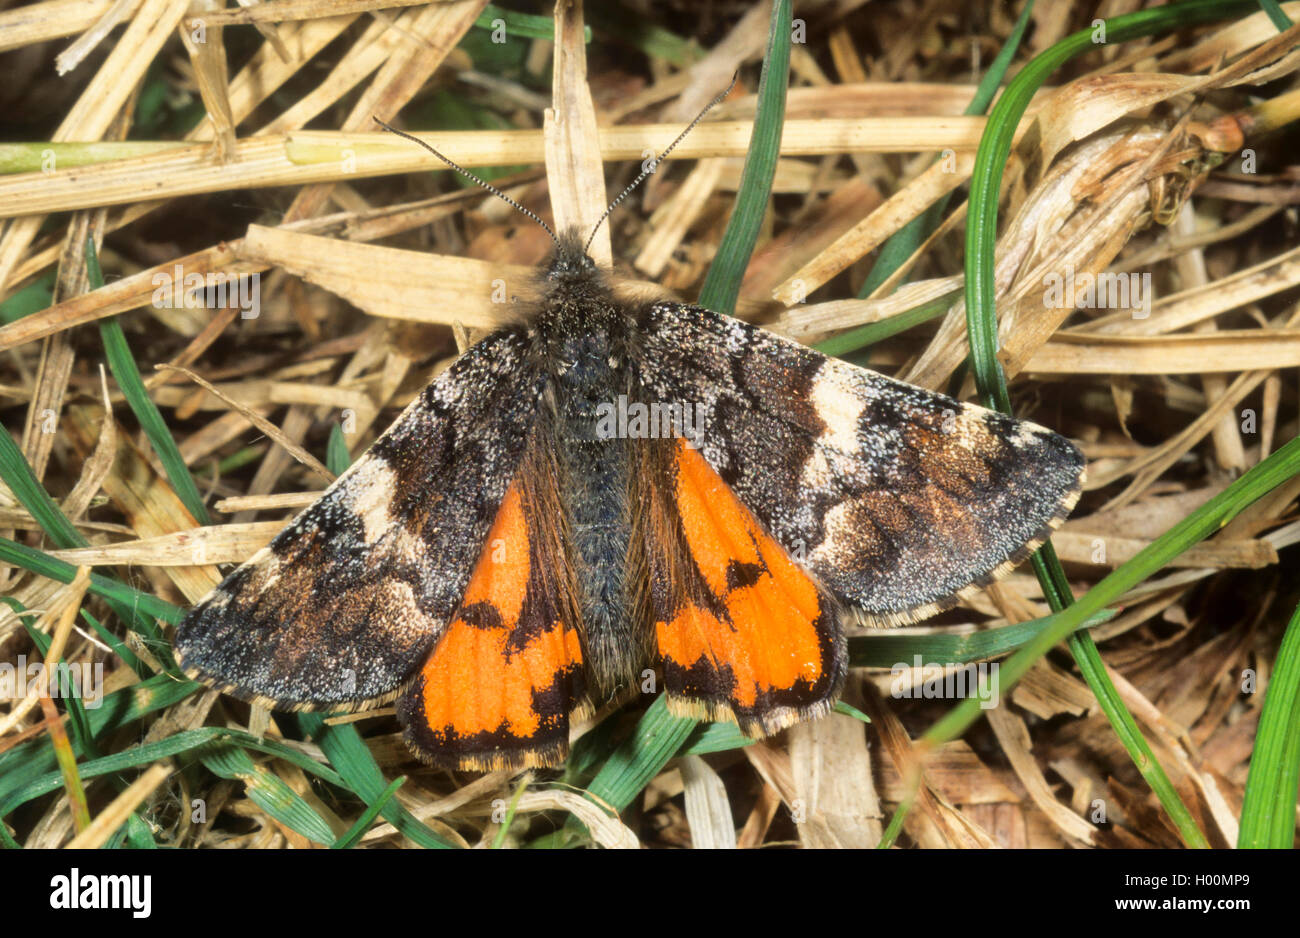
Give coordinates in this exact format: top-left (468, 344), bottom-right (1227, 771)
top-left (1, 0), bottom-right (1298, 849)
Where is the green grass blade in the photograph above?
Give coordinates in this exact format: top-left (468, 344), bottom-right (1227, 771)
top-left (2, 727), bottom-right (358, 848)
top-left (85, 239), bottom-right (210, 525)
top-left (0, 728), bottom-right (201, 814)
top-left (490, 777), bottom-right (530, 849)
top-left (586, 6), bottom-right (699, 66)
top-left (122, 813), bottom-right (158, 848)
top-left (581, 695), bottom-right (701, 813)
top-left (679, 719), bottom-right (753, 756)
top-left (0, 416), bottom-right (85, 549)
top-left (0, 142), bottom-right (186, 175)
top-left (1238, 598), bottom-right (1300, 847)
top-left (474, 5), bottom-right (588, 43)
top-left (849, 607), bottom-right (1115, 668)
top-left (81, 608), bottom-right (146, 679)
top-left (962, 1), bottom-right (1037, 117)
top-left (0, 536), bottom-right (180, 629)
top-left (561, 710), bottom-right (626, 783)
top-left (214, 444), bottom-right (265, 475)
top-left (814, 289), bottom-right (960, 357)
top-left (295, 713), bottom-right (454, 849)
top-left (332, 776), bottom-right (405, 849)
top-left (1256, 0), bottom-right (1293, 29)
top-left (0, 670), bottom-right (261, 850)
top-left (198, 742), bottom-right (338, 845)
top-left (97, 318), bottom-right (211, 526)
top-left (326, 423), bottom-right (351, 476)
top-left (0, 271), bottom-right (54, 322)
top-left (697, 0), bottom-right (792, 316)
top-left (7, 598), bottom-right (164, 844)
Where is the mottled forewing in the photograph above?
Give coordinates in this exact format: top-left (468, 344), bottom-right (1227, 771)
top-left (635, 302), bottom-right (1085, 624)
top-left (175, 327), bottom-right (546, 709)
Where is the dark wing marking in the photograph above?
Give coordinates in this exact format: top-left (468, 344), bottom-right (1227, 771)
top-left (635, 302), bottom-right (1085, 625)
top-left (397, 435), bottom-right (588, 770)
top-left (175, 326), bottom-right (546, 710)
top-left (643, 436), bottom-right (844, 735)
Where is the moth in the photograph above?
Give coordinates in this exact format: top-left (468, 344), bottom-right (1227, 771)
top-left (176, 96), bottom-right (1085, 772)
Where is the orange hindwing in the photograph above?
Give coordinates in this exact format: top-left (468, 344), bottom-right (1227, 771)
top-left (649, 438), bottom-right (845, 736)
top-left (397, 466), bottom-right (586, 771)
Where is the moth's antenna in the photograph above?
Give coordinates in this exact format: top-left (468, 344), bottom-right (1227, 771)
top-left (374, 117), bottom-right (560, 247)
top-left (582, 71), bottom-right (739, 256)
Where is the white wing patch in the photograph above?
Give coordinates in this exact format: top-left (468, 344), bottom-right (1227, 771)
top-left (344, 456), bottom-right (401, 546)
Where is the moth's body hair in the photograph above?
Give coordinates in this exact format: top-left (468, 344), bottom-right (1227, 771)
top-left (524, 231), bottom-right (650, 699)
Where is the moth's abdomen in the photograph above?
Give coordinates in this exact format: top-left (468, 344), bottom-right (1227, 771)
top-left (553, 331), bottom-right (641, 697)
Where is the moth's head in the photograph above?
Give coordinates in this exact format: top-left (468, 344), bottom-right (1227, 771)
top-left (545, 232), bottom-right (598, 283)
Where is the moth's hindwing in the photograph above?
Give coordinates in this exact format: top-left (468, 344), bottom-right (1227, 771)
top-left (397, 435), bottom-right (588, 770)
top-left (175, 327), bottom-right (546, 711)
top-left (645, 436), bottom-right (845, 736)
top-left (636, 302), bottom-right (1086, 625)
